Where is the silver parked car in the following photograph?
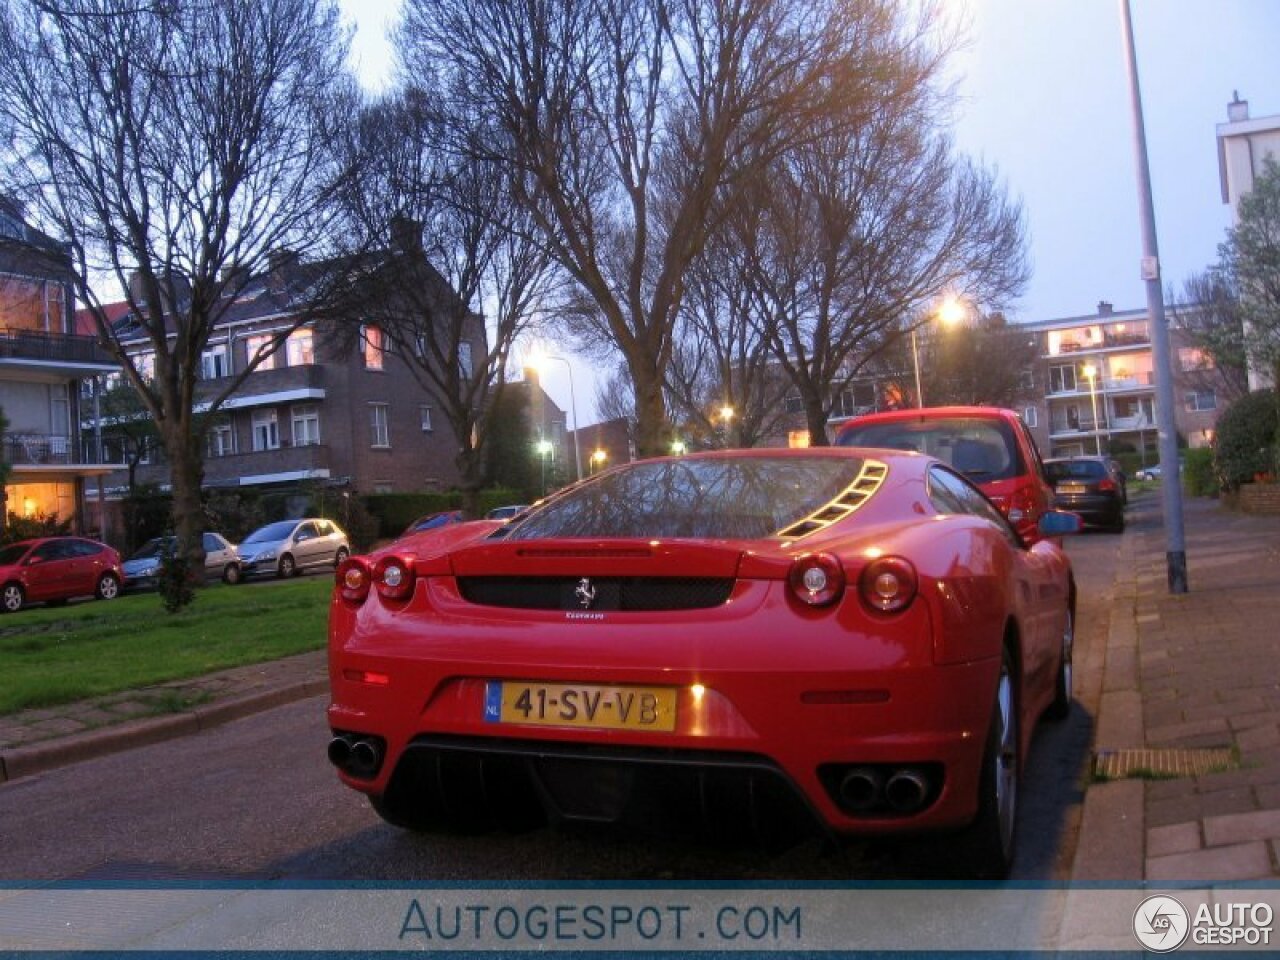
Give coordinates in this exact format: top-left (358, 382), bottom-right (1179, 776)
top-left (238, 518), bottom-right (349, 579)
top-left (122, 532), bottom-right (243, 589)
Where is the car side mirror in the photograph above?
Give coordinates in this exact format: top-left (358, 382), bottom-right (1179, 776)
top-left (1038, 510), bottom-right (1083, 537)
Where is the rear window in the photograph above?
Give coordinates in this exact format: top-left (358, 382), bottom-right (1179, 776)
top-left (1045, 460), bottom-right (1107, 481)
top-left (507, 456), bottom-right (870, 540)
top-left (837, 416), bottom-right (1022, 482)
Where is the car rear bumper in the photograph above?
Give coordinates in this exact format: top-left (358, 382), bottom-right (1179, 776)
top-left (327, 579), bottom-right (1000, 837)
top-left (1053, 493), bottom-right (1123, 526)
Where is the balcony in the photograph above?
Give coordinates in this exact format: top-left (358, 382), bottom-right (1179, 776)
top-left (1049, 418), bottom-right (1106, 438)
top-left (203, 442), bottom-right (333, 487)
top-left (0, 328), bottom-right (118, 376)
top-left (195, 363), bottom-right (326, 411)
top-left (3, 433), bottom-right (118, 468)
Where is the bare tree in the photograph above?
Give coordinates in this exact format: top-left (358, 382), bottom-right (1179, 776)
top-left (1172, 272), bottom-right (1250, 405)
top-left (0, 0), bottom-right (357, 573)
top-left (746, 98), bottom-right (1028, 444)
top-left (665, 199), bottom-right (791, 448)
top-left (335, 89), bottom-right (563, 509)
top-left (399, 0), bottom-right (934, 457)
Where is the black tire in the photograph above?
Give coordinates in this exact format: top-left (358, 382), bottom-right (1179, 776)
top-left (277, 554), bottom-right (296, 578)
top-left (1111, 514), bottom-right (1126, 534)
top-left (956, 646), bottom-right (1019, 880)
top-left (96, 572), bottom-right (121, 601)
top-left (1, 582), bottom-right (25, 613)
top-left (222, 563), bottom-right (242, 585)
top-left (334, 547), bottom-right (349, 568)
top-left (1045, 607), bottom-right (1073, 721)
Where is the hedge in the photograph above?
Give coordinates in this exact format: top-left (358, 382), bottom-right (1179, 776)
top-left (1213, 389), bottom-right (1277, 491)
top-left (362, 489), bottom-right (524, 538)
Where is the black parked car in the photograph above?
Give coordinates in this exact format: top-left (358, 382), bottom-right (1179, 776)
top-left (1044, 456), bottom-right (1126, 533)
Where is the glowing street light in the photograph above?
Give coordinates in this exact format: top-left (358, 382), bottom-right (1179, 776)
top-left (526, 350), bottom-right (582, 481)
top-left (719, 404), bottom-right (735, 422)
top-left (536, 438), bottom-right (553, 495)
top-left (1082, 364), bottom-right (1103, 455)
top-left (590, 448), bottom-right (607, 474)
top-left (670, 439), bottom-right (687, 456)
top-left (912, 296), bottom-right (967, 408)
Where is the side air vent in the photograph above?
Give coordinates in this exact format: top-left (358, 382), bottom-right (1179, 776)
top-left (776, 460), bottom-right (889, 541)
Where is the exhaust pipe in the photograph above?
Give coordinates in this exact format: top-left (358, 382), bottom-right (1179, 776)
top-left (327, 735), bottom-right (353, 768)
top-left (838, 767), bottom-right (885, 813)
top-left (349, 738), bottom-right (383, 777)
top-left (884, 768), bottom-right (930, 812)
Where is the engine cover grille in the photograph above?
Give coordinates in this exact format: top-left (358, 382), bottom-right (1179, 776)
top-left (456, 576), bottom-right (734, 611)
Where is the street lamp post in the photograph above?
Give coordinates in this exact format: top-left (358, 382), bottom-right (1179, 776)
top-left (911, 328), bottom-right (924, 409)
top-left (1118, 0), bottom-right (1188, 594)
top-left (529, 352), bottom-right (582, 481)
top-left (1082, 364), bottom-right (1103, 455)
top-left (536, 439), bottom-right (553, 496)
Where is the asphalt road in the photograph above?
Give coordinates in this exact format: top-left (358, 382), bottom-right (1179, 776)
top-left (0, 530), bottom-right (1121, 885)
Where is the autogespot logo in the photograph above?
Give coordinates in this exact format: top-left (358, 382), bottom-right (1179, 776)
top-left (1133, 895), bottom-right (1191, 953)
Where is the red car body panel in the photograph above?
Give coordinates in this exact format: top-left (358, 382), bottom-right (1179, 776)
top-left (834, 406), bottom-right (1054, 544)
top-left (328, 450), bottom-right (1073, 840)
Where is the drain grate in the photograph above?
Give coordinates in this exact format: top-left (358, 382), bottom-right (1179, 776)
top-left (1094, 747), bottom-right (1236, 780)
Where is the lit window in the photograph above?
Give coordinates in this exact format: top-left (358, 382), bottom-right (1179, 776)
top-left (133, 351), bottom-right (156, 381)
top-left (370, 403), bottom-right (390, 447)
top-left (246, 334), bottom-right (278, 371)
top-left (252, 409), bottom-right (280, 451)
top-left (292, 404), bottom-right (321, 446)
top-left (363, 325), bottom-right (384, 370)
top-left (286, 328), bottom-right (315, 366)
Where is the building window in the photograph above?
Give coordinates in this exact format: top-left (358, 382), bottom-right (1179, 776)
top-left (252, 409), bottom-right (280, 451)
top-left (420, 405), bottom-right (433, 432)
top-left (207, 422), bottom-right (235, 458)
top-left (362, 325), bottom-right (384, 370)
top-left (1184, 389), bottom-right (1217, 412)
top-left (1049, 364), bottom-right (1077, 394)
top-left (370, 403), bottom-right (390, 447)
top-left (458, 341), bottom-right (473, 379)
top-left (201, 344), bottom-right (229, 380)
top-left (292, 404), bottom-right (321, 446)
top-left (246, 333), bottom-right (278, 371)
top-left (132, 351), bottom-right (156, 382)
top-left (286, 328), bottom-right (315, 366)
top-left (1023, 406), bottom-right (1038, 428)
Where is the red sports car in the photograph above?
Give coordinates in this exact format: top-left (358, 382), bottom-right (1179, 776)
top-left (328, 449), bottom-right (1079, 877)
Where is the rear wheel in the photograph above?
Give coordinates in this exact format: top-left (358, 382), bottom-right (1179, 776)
top-left (1, 582), bottom-right (24, 613)
top-left (956, 646), bottom-right (1019, 879)
top-left (96, 572), bottom-right (120, 601)
top-left (1046, 608), bottom-right (1073, 721)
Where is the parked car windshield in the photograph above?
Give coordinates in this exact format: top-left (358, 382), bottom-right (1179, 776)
top-left (1045, 460), bottom-right (1107, 481)
top-left (507, 456), bottom-right (869, 540)
top-left (129, 537), bottom-right (175, 560)
top-left (242, 521), bottom-right (298, 544)
top-left (838, 416), bottom-right (1022, 482)
top-left (0, 543), bottom-right (31, 566)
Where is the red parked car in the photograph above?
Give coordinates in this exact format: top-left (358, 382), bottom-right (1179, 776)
top-left (328, 448), bottom-right (1080, 878)
top-left (835, 406), bottom-right (1055, 544)
top-left (0, 536), bottom-right (124, 613)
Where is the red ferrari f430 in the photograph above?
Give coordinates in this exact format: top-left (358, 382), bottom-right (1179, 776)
top-left (328, 449), bottom-right (1080, 878)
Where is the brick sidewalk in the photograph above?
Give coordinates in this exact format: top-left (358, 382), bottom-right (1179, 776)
top-left (1130, 494), bottom-right (1280, 881)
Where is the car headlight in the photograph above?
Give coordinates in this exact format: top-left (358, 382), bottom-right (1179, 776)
top-left (251, 549), bottom-right (277, 562)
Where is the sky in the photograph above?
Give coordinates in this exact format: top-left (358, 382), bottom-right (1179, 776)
top-left (338, 0), bottom-right (1280, 422)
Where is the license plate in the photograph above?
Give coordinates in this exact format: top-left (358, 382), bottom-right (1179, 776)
top-left (483, 681), bottom-right (677, 732)
top-left (1058, 483), bottom-right (1086, 494)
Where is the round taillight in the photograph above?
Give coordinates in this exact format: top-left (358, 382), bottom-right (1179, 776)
top-left (336, 556), bottom-right (371, 605)
top-left (788, 552), bottom-right (845, 607)
top-left (373, 555), bottom-right (415, 601)
top-left (858, 556), bottom-right (917, 614)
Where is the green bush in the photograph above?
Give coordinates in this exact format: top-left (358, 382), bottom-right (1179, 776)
top-left (362, 489), bottom-right (524, 538)
top-left (1213, 389), bottom-right (1278, 491)
top-left (3, 509), bottom-right (72, 544)
top-left (1182, 447), bottom-right (1217, 497)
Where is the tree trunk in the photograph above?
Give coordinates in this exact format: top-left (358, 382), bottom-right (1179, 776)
top-left (455, 442), bottom-right (483, 517)
top-left (805, 399), bottom-right (830, 447)
top-left (632, 366), bottom-right (669, 459)
top-left (164, 422), bottom-right (207, 584)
